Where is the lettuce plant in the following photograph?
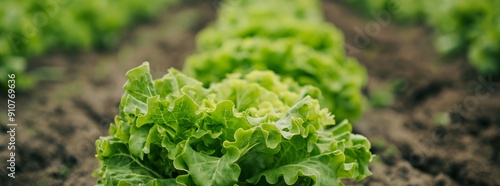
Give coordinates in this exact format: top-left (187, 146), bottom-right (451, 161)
top-left (196, 0), bottom-right (344, 53)
top-left (185, 38), bottom-right (366, 124)
top-left (95, 62), bottom-right (372, 186)
top-left (185, 0), bottom-right (367, 123)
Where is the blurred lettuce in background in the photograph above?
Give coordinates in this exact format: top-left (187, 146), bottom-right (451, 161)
top-left (185, 0), bottom-right (368, 123)
top-left (344, 0), bottom-right (500, 74)
top-left (0, 0), bottom-right (179, 90)
top-left (0, 58), bottom-right (34, 91)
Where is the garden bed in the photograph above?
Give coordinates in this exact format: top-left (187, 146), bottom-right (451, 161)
top-left (0, 1), bottom-right (498, 185)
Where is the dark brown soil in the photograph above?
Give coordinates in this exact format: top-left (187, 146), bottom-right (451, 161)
top-left (1, 1), bottom-right (499, 186)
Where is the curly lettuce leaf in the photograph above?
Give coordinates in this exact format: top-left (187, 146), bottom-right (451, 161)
top-left (95, 137), bottom-right (177, 186)
top-left (247, 152), bottom-right (345, 186)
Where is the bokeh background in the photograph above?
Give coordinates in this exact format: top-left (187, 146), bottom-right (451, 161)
top-left (1, 0), bottom-right (499, 185)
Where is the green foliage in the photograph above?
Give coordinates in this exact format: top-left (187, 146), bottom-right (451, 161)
top-left (370, 89), bottom-right (394, 108)
top-left (0, 57), bottom-right (35, 91)
top-left (186, 38), bottom-right (366, 123)
top-left (196, 0), bottom-right (331, 51)
top-left (0, 0), bottom-right (178, 90)
top-left (184, 0), bottom-right (367, 122)
top-left (344, 0), bottom-right (500, 74)
top-left (94, 0), bottom-right (373, 184)
top-left (95, 62), bottom-right (373, 186)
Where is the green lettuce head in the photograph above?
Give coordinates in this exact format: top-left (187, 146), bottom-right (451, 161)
top-left (185, 38), bottom-right (366, 123)
top-left (185, 0), bottom-right (367, 123)
top-left (95, 62), bottom-right (373, 186)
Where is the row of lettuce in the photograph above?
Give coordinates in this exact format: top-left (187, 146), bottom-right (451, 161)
top-left (95, 0), bottom-right (373, 185)
top-left (346, 0), bottom-right (500, 74)
top-left (0, 0), bottom-right (179, 90)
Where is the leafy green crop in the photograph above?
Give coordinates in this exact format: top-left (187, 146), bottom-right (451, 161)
top-left (196, 0), bottom-right (347, 58)
top-left (184, 0), bottom-right (367, 123)
top-left (0, 0), bottom-right (178, 90)
top-left (95, 1), bottom-right (373, 184)
top-left (196, 0), bottom-right (335, 51)
top-left (95, 62), bottom-right (373, 186)
top-left (344, 0), bottom-right (500, 74)
top-left (185, 38), bottom-right (366, 124)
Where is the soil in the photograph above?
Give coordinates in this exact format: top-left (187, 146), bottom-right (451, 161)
top-left (1, 1), bottom-right (499, 186)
